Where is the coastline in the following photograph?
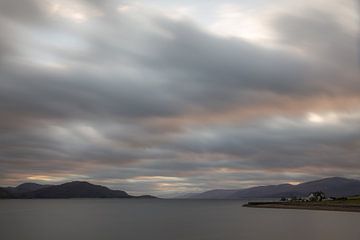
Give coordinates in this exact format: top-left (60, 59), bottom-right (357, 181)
top-left (244, 202), bottom-right (360, 213)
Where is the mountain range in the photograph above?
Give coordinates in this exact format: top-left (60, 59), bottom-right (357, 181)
top-left (182, 177), bottom-right (360, 199)
top-left (0, 181), bottom-right (155, 199)
top-left (2, 177), bottom-right (360, 200)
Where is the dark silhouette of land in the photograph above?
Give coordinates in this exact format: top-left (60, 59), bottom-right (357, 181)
top-left (2, 177), bottom-right (360, 202)
top-left (183, 177), bottom-right (360, 199)
top-left (0, 181), bottom-right (156, 199)
top-left (244, 196), bottom-right (360, 213)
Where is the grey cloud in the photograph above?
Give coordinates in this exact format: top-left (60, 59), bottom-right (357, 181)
top-left (0, 66), bottom-right (182, 124)
top-left (273, 8), bottom-right (359, 74)
top-left (1, 3), bottom-right (354, 128)
top-left (166, 118), bottom-right (360, 170)
top-left (149, 19), bottom-right (310, 92)
top-left (0, 11), bottom-right (312, 128)
top-left (0, 0), bottom-right (359, 193)
top-left (0, 0), bottom-right (45, 24)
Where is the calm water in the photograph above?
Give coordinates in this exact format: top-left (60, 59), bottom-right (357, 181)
top-left (1, 199), bottom-right (360, 240)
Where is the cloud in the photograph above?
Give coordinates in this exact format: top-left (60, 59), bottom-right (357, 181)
top-left (0, 0), bottom-right (359, 194)
top-left (274, 9), bottom-right (359, 73)
top-left (0, 0), bottom-right (46, 24)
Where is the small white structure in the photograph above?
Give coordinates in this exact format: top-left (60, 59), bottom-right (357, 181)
top-left (305, 192), bottom-right (325, 202)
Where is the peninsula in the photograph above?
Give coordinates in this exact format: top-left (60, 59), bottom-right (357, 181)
top-left (244, 196), bottom-right (360, 213)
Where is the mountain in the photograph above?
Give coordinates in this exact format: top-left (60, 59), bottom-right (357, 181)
top-left (6, 183), bottom-right (51, 195)
top-left (22, 181), bottom-right (132, 198)
top-left (229, 183), bottom-right (294, 199)
top-left (0, 187), bottom-right (12, 198)
top-left (15, 182), bottom-right (50, 192)
top-left (186, 177), bottom-right (360, 199)
top-left (286, 177), bottom-right (360, 198)
top-left (1, 181), bottom-right (156, 199)
top-left (135, 194), bottom-right (158, 199)
top-left (175, 192), bottom-right (202, 199)
top-left (186, 189), bottom-right (238, 199)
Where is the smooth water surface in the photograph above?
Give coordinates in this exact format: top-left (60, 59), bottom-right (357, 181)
top-left (1, 199), bottom-right (359, 240)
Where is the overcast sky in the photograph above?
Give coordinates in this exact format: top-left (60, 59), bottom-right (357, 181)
top-left (0, 0), bottom-right (359, 196)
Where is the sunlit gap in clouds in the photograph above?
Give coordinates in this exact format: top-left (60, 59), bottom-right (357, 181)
top-left (27, 174), bottom-right (88, 183)
top-left (47, 0), bottom-right (103, 23)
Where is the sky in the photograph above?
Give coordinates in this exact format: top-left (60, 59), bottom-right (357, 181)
top-left (0, 0), bottom-right (359, 196)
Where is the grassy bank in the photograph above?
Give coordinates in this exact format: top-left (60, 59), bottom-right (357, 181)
top-left (244, 196), bottom-right (360, 213)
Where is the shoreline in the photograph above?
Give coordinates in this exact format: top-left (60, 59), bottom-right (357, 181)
top-left (244, 202), bottom-right (360, 213)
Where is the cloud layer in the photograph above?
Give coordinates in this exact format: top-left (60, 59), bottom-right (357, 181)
top-left (0, 0), bottom-right (359, 195)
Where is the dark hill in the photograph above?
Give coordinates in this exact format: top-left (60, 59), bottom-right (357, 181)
top-left (187, 189), bottom-right (237, 199)
top-left (229, 183), bottom-right (294, 199)
top-left (1, 181), bottom-right (158, 199)
top-left (0, 187), bottom-right (12, 198)
top-left (187, 177), bottom-right (360, 199)
top-left (22, 181), bottom-right (132, 198)
top-left (8, 183), bottom-right (51, 194)
top-left (286, 177), bottom-right (360, 198)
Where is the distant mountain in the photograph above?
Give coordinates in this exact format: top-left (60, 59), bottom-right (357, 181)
top-left (229, 183), bottom-right (294, 199)
top-left (186, 189), bottom-right (238, 199)
top-left (285, 177), bottom-right (360, 198)
top-left (135, 194), bottom-right (158, 199)
top-left (185, 177), bottom-right (360, 199)
top-left (21, 181), bottom-right (131, 199)
top-left (176, 192), bottom-right (203, 199)
top-left (0, 181), bottom-right (156, 199)
top-left (6, 183), bottom-right (51, 194)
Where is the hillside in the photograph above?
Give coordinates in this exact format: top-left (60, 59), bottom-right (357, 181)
top-left (0, 187), bottom-right (12, 198)
top-left (1, 181), bottom-right (155, 199)
top-left (186, 177), bottom-right (360, 199)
